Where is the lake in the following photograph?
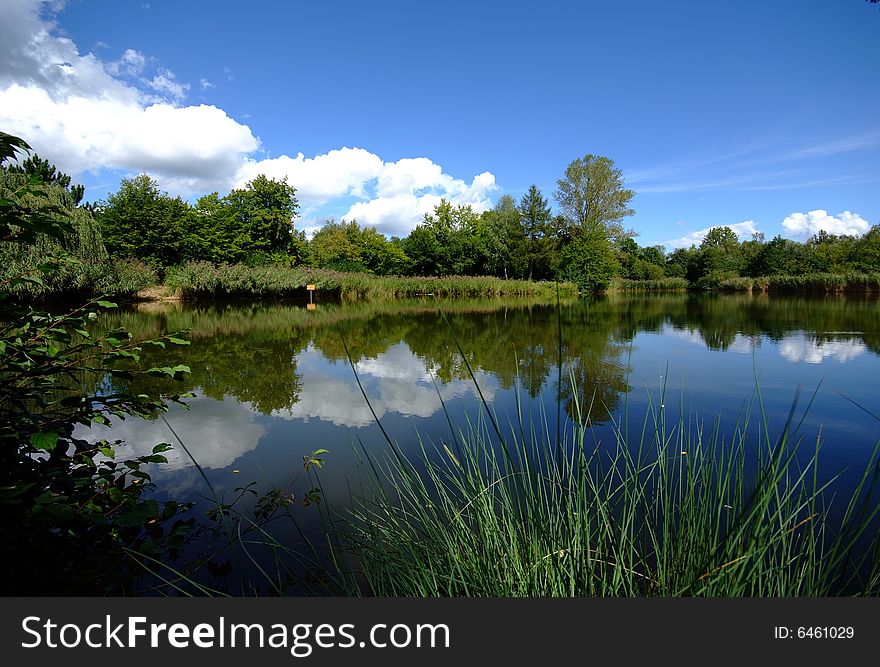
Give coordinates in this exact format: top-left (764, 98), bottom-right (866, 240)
top-left (82, 293), bottom-right (880, 589)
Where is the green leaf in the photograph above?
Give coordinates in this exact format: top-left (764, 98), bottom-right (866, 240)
top-left (95, 300), bottom-right (118, 309)
top-left (30, 431), bottom-right (58, 452)
top-left (152, 443), bottom-right (173, 453)
top-left (108, 487), bottom-right (123, 503)
top-left (166, 336), bottom-right (190, 346)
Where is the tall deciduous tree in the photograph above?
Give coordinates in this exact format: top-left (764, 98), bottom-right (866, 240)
top-left (557, 231), bottom-right (620, 293)
top-left (187, 192), bottom-right (251, 264)
top-left (225, 175), bottom-right (299, 255)
top-left (309, 219), bottom-right (409, 274)
top-left (695, 226), bottom-right (743, 282)
top-left (554, 154), bottom-right (635, 241)
top-left (403, 200), bottom-right (486, 276)
top-left (97, 174), bottom-right (190, 268)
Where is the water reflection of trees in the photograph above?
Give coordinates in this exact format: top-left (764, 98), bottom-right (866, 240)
top-left (660, 293), bottom-right (880, 353)
top-left (100, 293), bottom-right (880, 426)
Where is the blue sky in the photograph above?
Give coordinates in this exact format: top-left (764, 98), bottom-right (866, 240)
top-left (1, 0), bottom-right (878, 248)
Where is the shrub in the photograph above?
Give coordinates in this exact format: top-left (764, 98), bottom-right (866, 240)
top-left (557, 232), bottom-right (620, 293)
top-left (1, 131), bottom-right (192, 594)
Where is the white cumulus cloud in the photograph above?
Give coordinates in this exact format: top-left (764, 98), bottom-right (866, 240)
top-left (781, 210), bottom-right (871, 240)
top-left (348, 165), bottom-right (496, 236)
top-left (1, 84), bottom-right (259, 193)
top-left (237, 152), bottom-right (497, 237)
top-left (147, 70), bottom-right (189, 103)
top-left (268, 344), bottom-right (495, 428)
top-left (0, 0), bottom-right (259, 193)
top-left (76, 395), bottom-right (266, 472)
top-left (664, 221), bottom-right (762, 250)
top-left (0, 0), bottom-right (496, 221)
top-left (235, 147), bottom-right (384, 204)
top-left (344, 168), bottom-right (496, 237)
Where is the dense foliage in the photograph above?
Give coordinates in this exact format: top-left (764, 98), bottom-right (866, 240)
top-left (87, 154), bottom-right (877, 298)
top-left (0, 132), bottom-right (193, 594)
top-left (4, 129), bottom-right (879, 301)
top-left (97, 173), bottom-right (302, 270)
top-left (85, 153), bottom-right (644, 295)
top-left (0, 152), bottom-right (156, 301)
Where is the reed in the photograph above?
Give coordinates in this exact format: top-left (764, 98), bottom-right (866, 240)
top-left (164, 262), bottom-right (577, 300)
top-left (716, 274), bottom-right (880, 293)
top-left (611, 278), bottom-right (689, 292)
top-left (338, 374), bottom-right (880, 596)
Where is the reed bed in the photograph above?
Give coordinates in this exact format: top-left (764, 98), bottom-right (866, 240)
top-left (334, 302), bottom-right (880, 597)
top-left (717, 273), bottom-right (880, 293)
top-left (0, 254), bottom-right (157, 301)
top-left (164, 262), bottom-right (577, 300)
top-left (611, 278), bottom-right (689, 292)
top-left (337, 375), bottom-right (880, 596)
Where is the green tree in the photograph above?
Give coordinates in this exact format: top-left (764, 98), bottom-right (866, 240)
top-left (1, 131), bottom-right (192, 594)
top-left (97, 174), bottom-right (190, 269)
top-left (554, 154), bottom-right (635, 241)
top-left (403, 200), bottom-right (486, 276)
top-left (310, 219), bottom-right (410, 275)
top-left (807, 231), bottom-right (857, 273)
top-left (739, 233), bottom-right (765, 277)
top-left (557, 231), bottom-right (620, 293)
top-left (853, 225), bottom-right (880, 273)
top-left (310, 219), bottom-right (363, 271)
top-left (225, 175), bottom-right (299, 256)
top-left (186, 192), bottom-right (251, 264)
top-left (402, 224), bottom-right (443, 276)
top-left (754, 236), bottom-right (819, 276)
top-left (665, 246), bottom-right (700, 279)
top-left (518, 185), bottom-right (556, 280)
top-left (696, 226), bottom-right (743, 283)
top-left (479, 195), bottom-right (526, 279)
top-left (5, 153), bottom-right (85, 206)
top-left (616, 238), bottom-right (665, 280)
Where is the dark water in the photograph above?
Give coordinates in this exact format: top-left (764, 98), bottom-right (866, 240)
top-left (80, 293), bottom-right (880, 581)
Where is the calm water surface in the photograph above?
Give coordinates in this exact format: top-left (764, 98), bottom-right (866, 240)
top-left (83, 293), bottom-right (880, 554)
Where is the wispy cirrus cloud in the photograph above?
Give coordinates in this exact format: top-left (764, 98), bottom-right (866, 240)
top-left (783, 130), bottom-right (880, 159)
top-left (626, 130), bottom-right (880, 194)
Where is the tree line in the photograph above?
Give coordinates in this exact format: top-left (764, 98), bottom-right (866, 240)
top-left (5, 142), bottom-right (880, 296)
top-left (88, 153), bottom-right (643, 293)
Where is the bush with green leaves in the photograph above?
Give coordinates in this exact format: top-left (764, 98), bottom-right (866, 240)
top-left (557, 231), bottom-right (620, 293)
top-left (0, 131), bottom-right (193, 594)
